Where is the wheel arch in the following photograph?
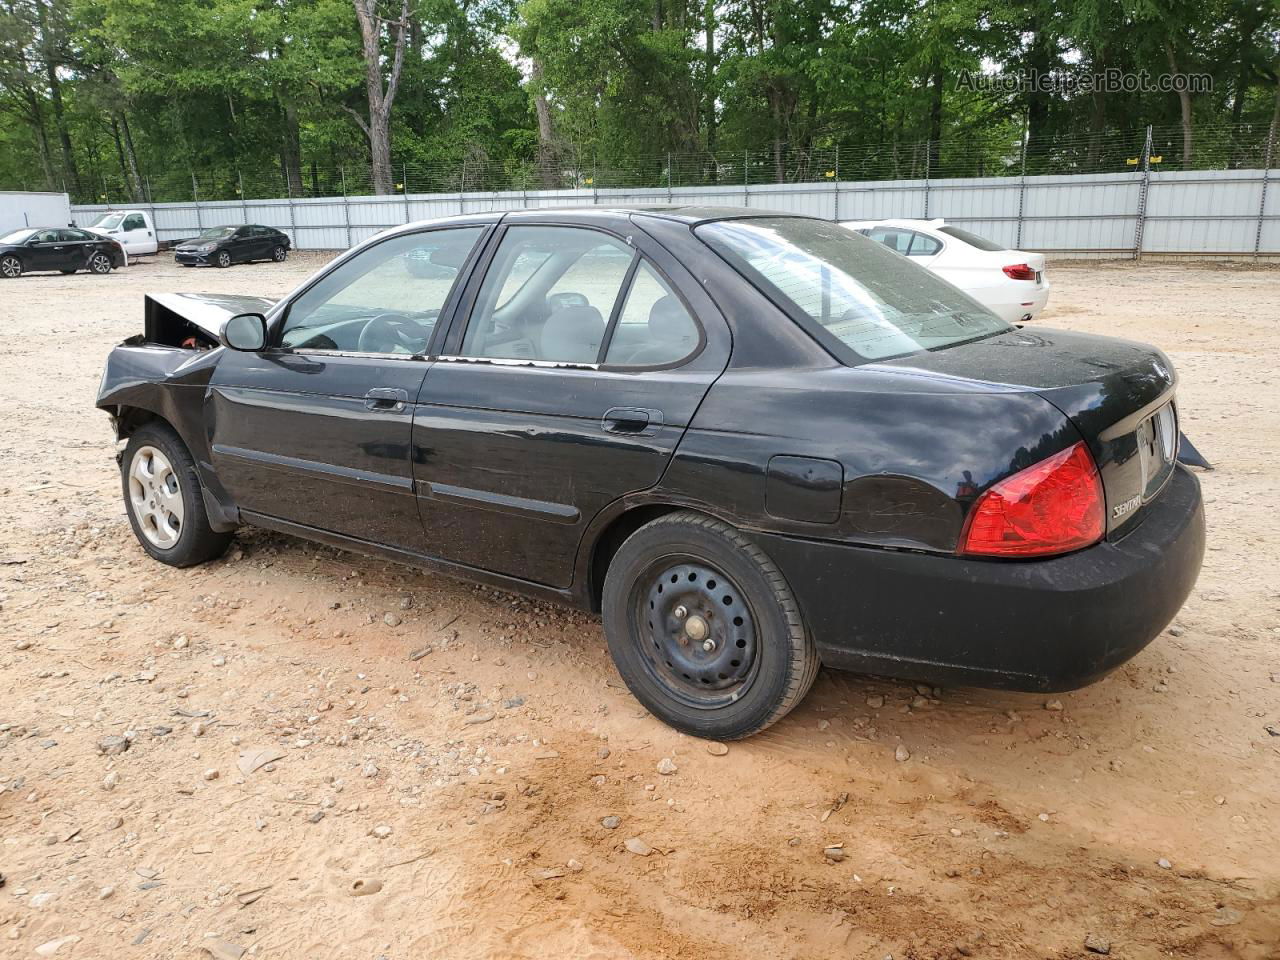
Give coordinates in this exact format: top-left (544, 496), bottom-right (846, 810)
top-left (583, 501), bottom-right (740, 613)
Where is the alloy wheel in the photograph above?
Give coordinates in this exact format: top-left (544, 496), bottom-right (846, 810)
top-left (0, 255), bottom-right (21, 279)
top-left (128, 445), bottom-right (184, 549)
top-left (272, 246), bottom-right (287, 261)
top-left (217, 251), bottom-right (231, 268)
top-left (90, 253), bottom-right (111, 274)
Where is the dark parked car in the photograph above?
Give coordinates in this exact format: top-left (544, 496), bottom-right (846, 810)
top-left (0, 226), bottom-right (125, 278)
top-left (96, 208), bottom-right (1205, 739)
top-left (174, 224), bottom-right (290, 267)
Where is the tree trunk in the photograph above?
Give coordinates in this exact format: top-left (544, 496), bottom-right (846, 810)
top-left (119, 112), bottom-right (144, 201)
top-left (23, 89), bottom-right (57, 190)
top-left (1164, 41), bottom-right (1193, 166)
top-left (352, 0), bottom-right (409, 195)
top-left (36, 0), bottom-right (79, 193)
top-left (109, 115), bottom-right (133, 200)
top-left (280, 100), bottom-right (304, 195)
top-left (530, 58), bottom-right (559, 189)
top-left (927, 62), bottom-right (944, 173)
top-left (704, 0), bottom-right (716, 160)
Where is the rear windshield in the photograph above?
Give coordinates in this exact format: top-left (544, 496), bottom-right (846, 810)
top-left (937, 225), bottom-right (1005, 251)
top-left (695, 217), bottom-right (1010, 362)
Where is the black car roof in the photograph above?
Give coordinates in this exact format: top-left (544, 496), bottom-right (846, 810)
top-left (499, 205), bottom-right (802, 225)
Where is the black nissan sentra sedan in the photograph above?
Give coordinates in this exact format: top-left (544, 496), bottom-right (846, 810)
top-left (174, 224), bottom-right (291, 268)
top-left (96, 207), bottom-right (1205, 739)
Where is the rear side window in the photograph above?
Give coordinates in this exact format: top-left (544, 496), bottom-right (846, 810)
top-left (907, 233), bottom-right (941, 257)
top-left (938, 225), bottom-right (1005, 251)
top-left (867, 228), bottom-right (913, 255)
top-left (696, 217), bottom-right (1008, 362)
top-left (603, 262), bottom-right (699, 366)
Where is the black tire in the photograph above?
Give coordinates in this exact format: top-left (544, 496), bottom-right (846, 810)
top-left (88, 251), bottom-right (113, 274)
top-left (271, 245), bottom-right (287, 262)
top-left (121, 422), bottom-right (233, 567)
top-left (602, 511), bottom-right (819, 739)
top-left (0, 254), bottom-right (22, 279)
top-left (215, 250), bottom-right (232, 268)
top-left (60, 268), bottom-right (77, 275)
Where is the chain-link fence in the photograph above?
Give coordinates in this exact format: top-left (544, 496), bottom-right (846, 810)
top-left (15, 121), bottom-right (1278, 206)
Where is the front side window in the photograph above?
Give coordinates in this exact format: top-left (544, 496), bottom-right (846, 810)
top-left (697, 217), bottom-right (1009, 362)
top-left (459, 226), bottom-right (634, 364)
top-left (280, 226), bottom-right (483, 355)
top-left (122, 214), bottom-right (146, 230)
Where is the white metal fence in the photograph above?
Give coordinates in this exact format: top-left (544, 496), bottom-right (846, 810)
top-left (71, 167), bottom-right (1278, 259)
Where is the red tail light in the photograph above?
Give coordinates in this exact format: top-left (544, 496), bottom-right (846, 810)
top-left (959, 442), bottom-right (1104, 557)
top-left (1002, 263), bottom-right (1037, 281)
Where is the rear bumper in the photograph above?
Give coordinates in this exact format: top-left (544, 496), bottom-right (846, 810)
top-left (754, 464), bottom-right (1205, 692)
top-left (988, 281), bottom-right (1051, 323)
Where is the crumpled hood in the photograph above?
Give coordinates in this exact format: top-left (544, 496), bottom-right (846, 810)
top-left (145, 292), bottom-right (275, 340)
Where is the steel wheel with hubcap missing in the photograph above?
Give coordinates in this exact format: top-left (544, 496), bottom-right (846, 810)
top-left (216, 250), bottom-right (232, 268)
top-left (0, 255), bottom-right (21, 279)
top-left (128, 445), bottom-right (184, 549)
top-left (89, 252), bottom-right (112, 274)
top-left (603, 511), bottom-right (819, 739)
top-left (637, 560), bottom-right (759, 709)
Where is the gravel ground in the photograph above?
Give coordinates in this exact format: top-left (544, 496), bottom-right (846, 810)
top-left (0, 252), bottom-right (1277, 959)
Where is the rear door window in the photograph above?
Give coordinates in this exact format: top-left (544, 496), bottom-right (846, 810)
top-left (459, 226), bottom-right (634, 364)
top-left (603, 262), bottom-right (700, 366)
top-left (906, 232), bottom-right (942, 257)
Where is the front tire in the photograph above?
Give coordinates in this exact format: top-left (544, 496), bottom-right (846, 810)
top-left (215, 250), bottom-right (232, 268)
top-left (88, 252), bottom-right (113, 274)
top-left (122, 423), bottom-right (233, 567)
top-left (602, 511), bottom-right (819, 739)
top-left (0, 254), bottom-right (22, 279)
top-left (271, 245), bottom-right (287, 262)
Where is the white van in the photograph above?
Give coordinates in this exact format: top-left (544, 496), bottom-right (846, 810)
top-left (83, 209), bottom-right (159, 258)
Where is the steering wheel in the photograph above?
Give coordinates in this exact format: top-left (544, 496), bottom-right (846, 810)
top-left (356, 312), bottom-right (434, 354)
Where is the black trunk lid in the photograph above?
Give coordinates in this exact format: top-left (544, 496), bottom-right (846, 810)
top-left (873, 326), bottom-right (1180, 538)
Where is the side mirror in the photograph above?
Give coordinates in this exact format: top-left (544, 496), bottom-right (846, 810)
top-left (221, 313), bottom-right (267, 351)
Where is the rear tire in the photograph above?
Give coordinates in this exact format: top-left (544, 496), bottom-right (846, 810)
top-left (602, 511), bottom-right (819, 739)
top-left (0, 254), bottom-right (22, 279)
top-left (121, 422), bottom-right (233, 567)
top-left (88, 252), bottom-right (113, 274)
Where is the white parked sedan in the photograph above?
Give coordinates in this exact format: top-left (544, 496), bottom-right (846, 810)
top-left (840, 218), bottom-right (1050, 323)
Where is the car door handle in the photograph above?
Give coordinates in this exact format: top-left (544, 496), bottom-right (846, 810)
top-left (602, 407), bottom-right (661, 435)
top-left (364, 387), bottom-right (408, 411)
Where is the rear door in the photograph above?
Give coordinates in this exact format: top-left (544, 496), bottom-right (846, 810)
top-left (207, 224), bottom-right (488, 550)
top-left (411, 219), bottom-right (731, 587)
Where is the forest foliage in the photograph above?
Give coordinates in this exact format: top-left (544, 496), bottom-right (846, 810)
top-left (1, 0), bottom-right (1278, 201)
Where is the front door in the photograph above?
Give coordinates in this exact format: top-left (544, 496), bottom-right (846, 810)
top-left (413, 222), bottom-right (730, 588)
top-left (228, 227), bottom-right (258, 263)
top-left (26, 229), bottom-right (72, 271)
top-left (207, 224), bottom-right (488, 550)
top-left (118, 212), bottom-right (157, 255)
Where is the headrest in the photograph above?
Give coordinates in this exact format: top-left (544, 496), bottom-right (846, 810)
top-left (541, 305), bottom-right (604, 363)
top-left (649, 295), bottom-right (695, 346)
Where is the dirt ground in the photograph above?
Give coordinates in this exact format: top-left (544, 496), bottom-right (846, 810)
top-left (1, 251), bottom-right (1277, 960)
